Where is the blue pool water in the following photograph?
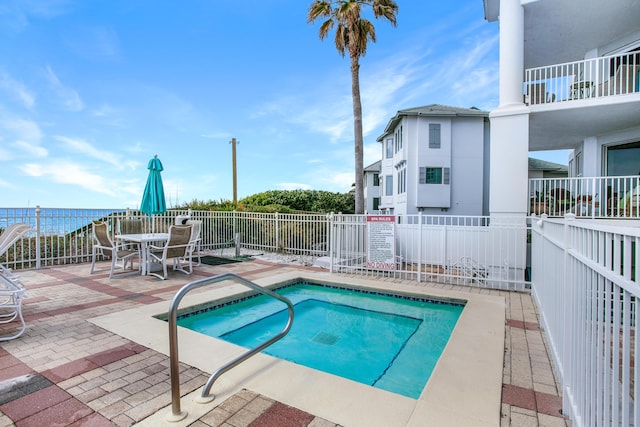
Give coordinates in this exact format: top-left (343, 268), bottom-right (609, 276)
top-left (177, 282), bottom-right (464, 399)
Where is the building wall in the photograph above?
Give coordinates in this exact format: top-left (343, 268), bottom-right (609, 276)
top-left (378, 114), bottom-right (487, 216)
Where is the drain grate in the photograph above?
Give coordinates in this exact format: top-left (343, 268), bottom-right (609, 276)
top-left (312, 331), bottom-right (340, 345)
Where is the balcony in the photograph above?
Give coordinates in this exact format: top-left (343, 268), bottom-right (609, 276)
top-left (529, 175), bottom-right (640, 219)
top-left (524, 52), bottom-right (639, 105)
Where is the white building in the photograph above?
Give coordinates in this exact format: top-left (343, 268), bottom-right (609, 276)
top-left (483, 0), bottom-right (640, 218)
top-left (363, 160), bottom-right (381, 213)
top-left (373, 104), bottom-right (490, 216)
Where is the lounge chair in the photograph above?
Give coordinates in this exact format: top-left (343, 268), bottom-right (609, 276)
top-left (0, 223), bottom-right (31, 341)
top-left (90, 222), bottom-right (140, 278)
top-left (147, 224), bottom-right (192, 280)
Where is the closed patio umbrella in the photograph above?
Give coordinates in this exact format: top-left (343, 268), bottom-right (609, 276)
top-left (140, 155), bottom-right (167, 231)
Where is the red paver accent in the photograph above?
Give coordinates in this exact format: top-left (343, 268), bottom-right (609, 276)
top-left (535, 390), bottom-right (564, 417)
top-left (502, 384), bottom-right (536, 411)
top-left (16, 395), bottom-right (93, 427)
top-left (0, 385), bottom-right (71, 421)
top-left (68, 411), bottom-right (118, 427)
top-left (42, 358), bottom-right (100, 384)
top-left (42, 342), bottom-right (148, 383)
top-left (249, 401), bottom-right (315, 427)
top-left (506, 318), bottom-right (540, 331)
top-left (86, 342), bottom-right (146, 366)
top-left (502, 384), bottom-right (566, 419)
top-left (0, 355), bottom-right (35, 382)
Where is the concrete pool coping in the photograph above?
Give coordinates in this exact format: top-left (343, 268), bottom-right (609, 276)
top-left (89, 271), bottom-right (505, 427)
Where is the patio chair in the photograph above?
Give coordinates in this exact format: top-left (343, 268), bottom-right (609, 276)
top-left (0, 223), bottom-right (31, 258)
top-left (0, 223), bottom-right (30, 341)
top-left (183, 219), bottom-right (202, 266)
top-left (90, 222), bottom-right (140, 278)
top-left (147, 224), bottom-right (192, 280)
top-left (0, 270), bottom-right (27, 341)
top-left (117, 218), bottom-right (144, 235)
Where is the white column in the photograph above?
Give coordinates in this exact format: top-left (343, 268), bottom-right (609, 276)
top-left (499, 0), bottom-right (525, 107)
top-left (489, 0), bottom-right (529, 220)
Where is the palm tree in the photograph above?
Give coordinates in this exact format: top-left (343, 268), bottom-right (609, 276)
top-left (308, 0), bottom-right (398, 214)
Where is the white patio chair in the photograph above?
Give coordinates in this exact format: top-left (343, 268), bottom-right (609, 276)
top-left (147, 224), bottom-right (192, 280)
top-left (183, 219), bottom-right (202, 266)
top-left (0, 223), bottom-right (31, 341)
top-left (0, 223), bottom-right (31, 258)
top-left (90, 222), bottom-right (140, 278)
top-left (0, 270), bottom-right (27, 341)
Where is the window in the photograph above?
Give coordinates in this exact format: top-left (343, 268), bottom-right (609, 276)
top-left (419, 167), bottom-right (450, 184)
top-left (373, 197), bottom-right (380, 211)
top-left (373, 173), bottom-right (380, 186)
top-left (606, 141), bottom-right (640, 176)
top-left (385, 138), bottom-right (393, 158)
top-left (385, 175), bottom-right (393, 196)
top-left (394, 125), bottom-right (403, 153)
top-left (397, 167), bottom-right (406, 194)
top-left (429, 124), bottom-right (441, 149)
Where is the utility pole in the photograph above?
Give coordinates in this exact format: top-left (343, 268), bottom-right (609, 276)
top-left (230, 138), bottom-right (239, 204)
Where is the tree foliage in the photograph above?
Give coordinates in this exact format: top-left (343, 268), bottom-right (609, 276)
top-left (240, 189), bottom-right (354, 213)
top-left (307, 0), bottom-right (398, 214)
top-left (178, 190), bottom-right (355, 213)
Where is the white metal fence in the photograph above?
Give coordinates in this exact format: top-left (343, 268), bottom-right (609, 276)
top-left (0, 207), bottom-right (531, 290)
top-left (0, 207), bottom-right (330, 270)
top-left (532, 214), bottom-right (640, 426)
top-left (329, 213), bottom-right (530, 291)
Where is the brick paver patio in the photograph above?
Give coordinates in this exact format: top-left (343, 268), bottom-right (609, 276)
top-left (0, 257), bottom-right (570, 426)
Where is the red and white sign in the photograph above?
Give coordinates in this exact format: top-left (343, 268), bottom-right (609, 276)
top-left (366, 215), bottom-right (396, 270)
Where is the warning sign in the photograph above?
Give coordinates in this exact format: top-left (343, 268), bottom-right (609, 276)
top-left (366, 215), bottom-right (396, 270)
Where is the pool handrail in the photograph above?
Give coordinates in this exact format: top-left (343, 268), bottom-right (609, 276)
top-left (166, 272), bottom-right (294, 422)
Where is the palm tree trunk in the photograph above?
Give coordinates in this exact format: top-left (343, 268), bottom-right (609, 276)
top-left (350, 54), bottom-right (365, 214)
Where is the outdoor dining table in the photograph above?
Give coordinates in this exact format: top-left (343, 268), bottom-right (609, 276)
top-left (115, 233), bottom-right (169, 276)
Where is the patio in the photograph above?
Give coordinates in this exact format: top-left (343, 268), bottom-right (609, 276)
top-left (0, 257), bottom-right (570, 426)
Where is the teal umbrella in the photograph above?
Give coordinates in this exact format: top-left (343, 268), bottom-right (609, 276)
top-left (140, 155), bottom-right (167, 217)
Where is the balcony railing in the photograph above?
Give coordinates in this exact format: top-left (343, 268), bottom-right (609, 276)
top-left (529, 175), bottom-right (640, 218)
top-left (524, 52), bottom-right (640, 105)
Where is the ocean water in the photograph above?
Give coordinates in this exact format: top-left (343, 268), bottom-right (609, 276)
top-left (0, 208), bottom-right (126, 235)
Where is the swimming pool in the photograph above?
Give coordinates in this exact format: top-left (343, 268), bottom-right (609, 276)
top-left (176, 281), bottom-right (464, 399)
top-left (90, 272), bottom-right (505, 426)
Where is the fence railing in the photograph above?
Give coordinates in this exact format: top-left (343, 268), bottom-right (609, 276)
top-left (529, 175), bottom-right (640, 219)
top-left (0, 208), bottom-right (330, 270)
top-left (0, 207), bottom-right (531, 290)
top-left (532, 214), bottom-right (640, 426)
top-left (329, 213), bottom-right (530, 291)
top-left (525, 51), bottom-right (639, 105)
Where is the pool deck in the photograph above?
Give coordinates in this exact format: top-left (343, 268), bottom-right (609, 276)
top-left (0, 258), bottom-right (571, 426)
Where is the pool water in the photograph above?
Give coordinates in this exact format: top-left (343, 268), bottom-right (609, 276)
top-left (177, 282), bottom-right (464, 399)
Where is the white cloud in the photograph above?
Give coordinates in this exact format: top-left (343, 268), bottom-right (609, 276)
top-left (0, 72), bottom-right (36, 109)
top-left (54, 135), bottom-right (121, 168)
top-left (2, 117), bottom-right (42, 142)
top-left (44, 65), bottom-right (84, 111)
top-left (20, 160), bottom-right (116, 196)
top-left (14, 140), bottom-right (47, 157)
top-left (0, 178), bottom-right (14, 188)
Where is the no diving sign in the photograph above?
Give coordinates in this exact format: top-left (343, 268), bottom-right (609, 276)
top-left (366, 215), bottom-right (396, 270)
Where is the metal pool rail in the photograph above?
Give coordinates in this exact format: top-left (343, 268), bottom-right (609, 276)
top-left (166, 272), bottom-right (294, 422)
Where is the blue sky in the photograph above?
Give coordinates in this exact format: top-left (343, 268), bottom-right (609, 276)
top-left (0, 1), bottom-right (568, 209)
